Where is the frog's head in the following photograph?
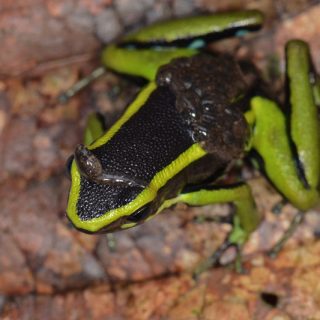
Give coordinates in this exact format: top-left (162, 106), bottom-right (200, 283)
top-left (66, 144), bottom-right (155, 233)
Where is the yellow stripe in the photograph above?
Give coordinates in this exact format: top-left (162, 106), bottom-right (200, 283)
top-left (89, 82), bottom-right (156, 149)
top-left (67, 143), bottom-right (207, 232)
top-left (145, 196), bottom-right (181, 222)
top-left (67, 82), bottom-right (156, 231)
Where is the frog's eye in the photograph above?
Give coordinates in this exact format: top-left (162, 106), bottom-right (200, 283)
top-left (74, 144), bottom-right (103, 181)
top-left (74, 144), bottom-right (148, 188)
top-left (126, 205), bottom-right (150, 223)
top-left (65, 155), bottom-right (74, 179)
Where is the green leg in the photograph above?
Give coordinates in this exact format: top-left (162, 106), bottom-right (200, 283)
top-left (175, 183), bottom-right (260, 275)
top-left (60, 12), bottom-right (264, 98)
top-left (313, 75), bottom-right (320, 107)
top-left (247, 40), bottom-right (320, 255)
top-left (102, 10), bottom-right (263, 81)
top-left (249, 96), bottom-right (319, 255)
top-left (102, 45), bottom-right (197, 81)
top-left (286, 40), bottom-right (320, 189)
top-left (248, 96), bottom-right (319, 210)
top-left (122, 10), bottom-right (263, 44)
top-left (84, 112), bottom-right (105, 146)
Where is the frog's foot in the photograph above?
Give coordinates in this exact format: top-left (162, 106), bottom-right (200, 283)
top-left (268, 210), bottom-right (304, 258)
top-left (193, 240), bottom-right (244, 280)
top-left (193, 239), bottom-right (234, 279)
top-left (176, 183), bottom-right (259, 278)
top-left (193, 215), bottom-right (248, 279)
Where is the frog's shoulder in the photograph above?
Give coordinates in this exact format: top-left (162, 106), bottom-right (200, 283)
top-left (156, 53), bottom-right (249, 162)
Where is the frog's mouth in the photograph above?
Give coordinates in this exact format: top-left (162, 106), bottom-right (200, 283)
top-left (78, 204), bottom-right (152, 234)
top-left (66, 144), bottom-right (149, 224)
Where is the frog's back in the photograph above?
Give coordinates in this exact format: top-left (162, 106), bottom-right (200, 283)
top-left (76, 53), bottom-right (249, 222)
top-left (77, 85), bottom-right (194, 221)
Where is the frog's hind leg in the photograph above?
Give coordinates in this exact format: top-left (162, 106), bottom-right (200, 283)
top-left (102, 10), bottom-right (264, 81)
top-left (247, 40), bottom-right (320, 256)
top-left (286, 40), bottom-right (320, 191)
top-left (176, 183), bottom-right (260, 276)
top-left (59, 11), bottom-right (264, 100)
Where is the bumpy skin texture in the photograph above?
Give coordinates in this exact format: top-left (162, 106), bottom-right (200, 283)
top-left (157, 54), bottom-right (249, 162)
top-left (76, 53), bottom-right (249, 228)
top-left (77, 87), bottom-right (194, 220)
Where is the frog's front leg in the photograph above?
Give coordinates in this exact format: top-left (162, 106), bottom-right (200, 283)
top-left (84, 112), bottom-right (105, 146)
top-left (168, 183), bottom-right (260, 275)
top-left (248, 40), bottom-right (320, 255)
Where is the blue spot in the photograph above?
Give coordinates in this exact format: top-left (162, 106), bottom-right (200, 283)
top-left (188, 39), bottom-right (205, 49)
top-left (235, 30), bottom-right (249, 37)
top-left (125, 45), bottom-right (136, 50)
top-left (152, 45), bottom-right (165, 51)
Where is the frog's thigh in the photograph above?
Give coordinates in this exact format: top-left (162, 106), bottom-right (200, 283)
top-left (249, 96), bottom-right (319, 211)
top-left (102, 11), bottom-right (264, 80)
top-left (178, 183), bottom-right (260, 244)
top-left (102, 45), bottom-right (197, 80)
top-left (286, 40), bottom-right (320, 190)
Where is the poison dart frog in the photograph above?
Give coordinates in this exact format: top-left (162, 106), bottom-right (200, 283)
top-left (65, 10), bottom-right (320, 273)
